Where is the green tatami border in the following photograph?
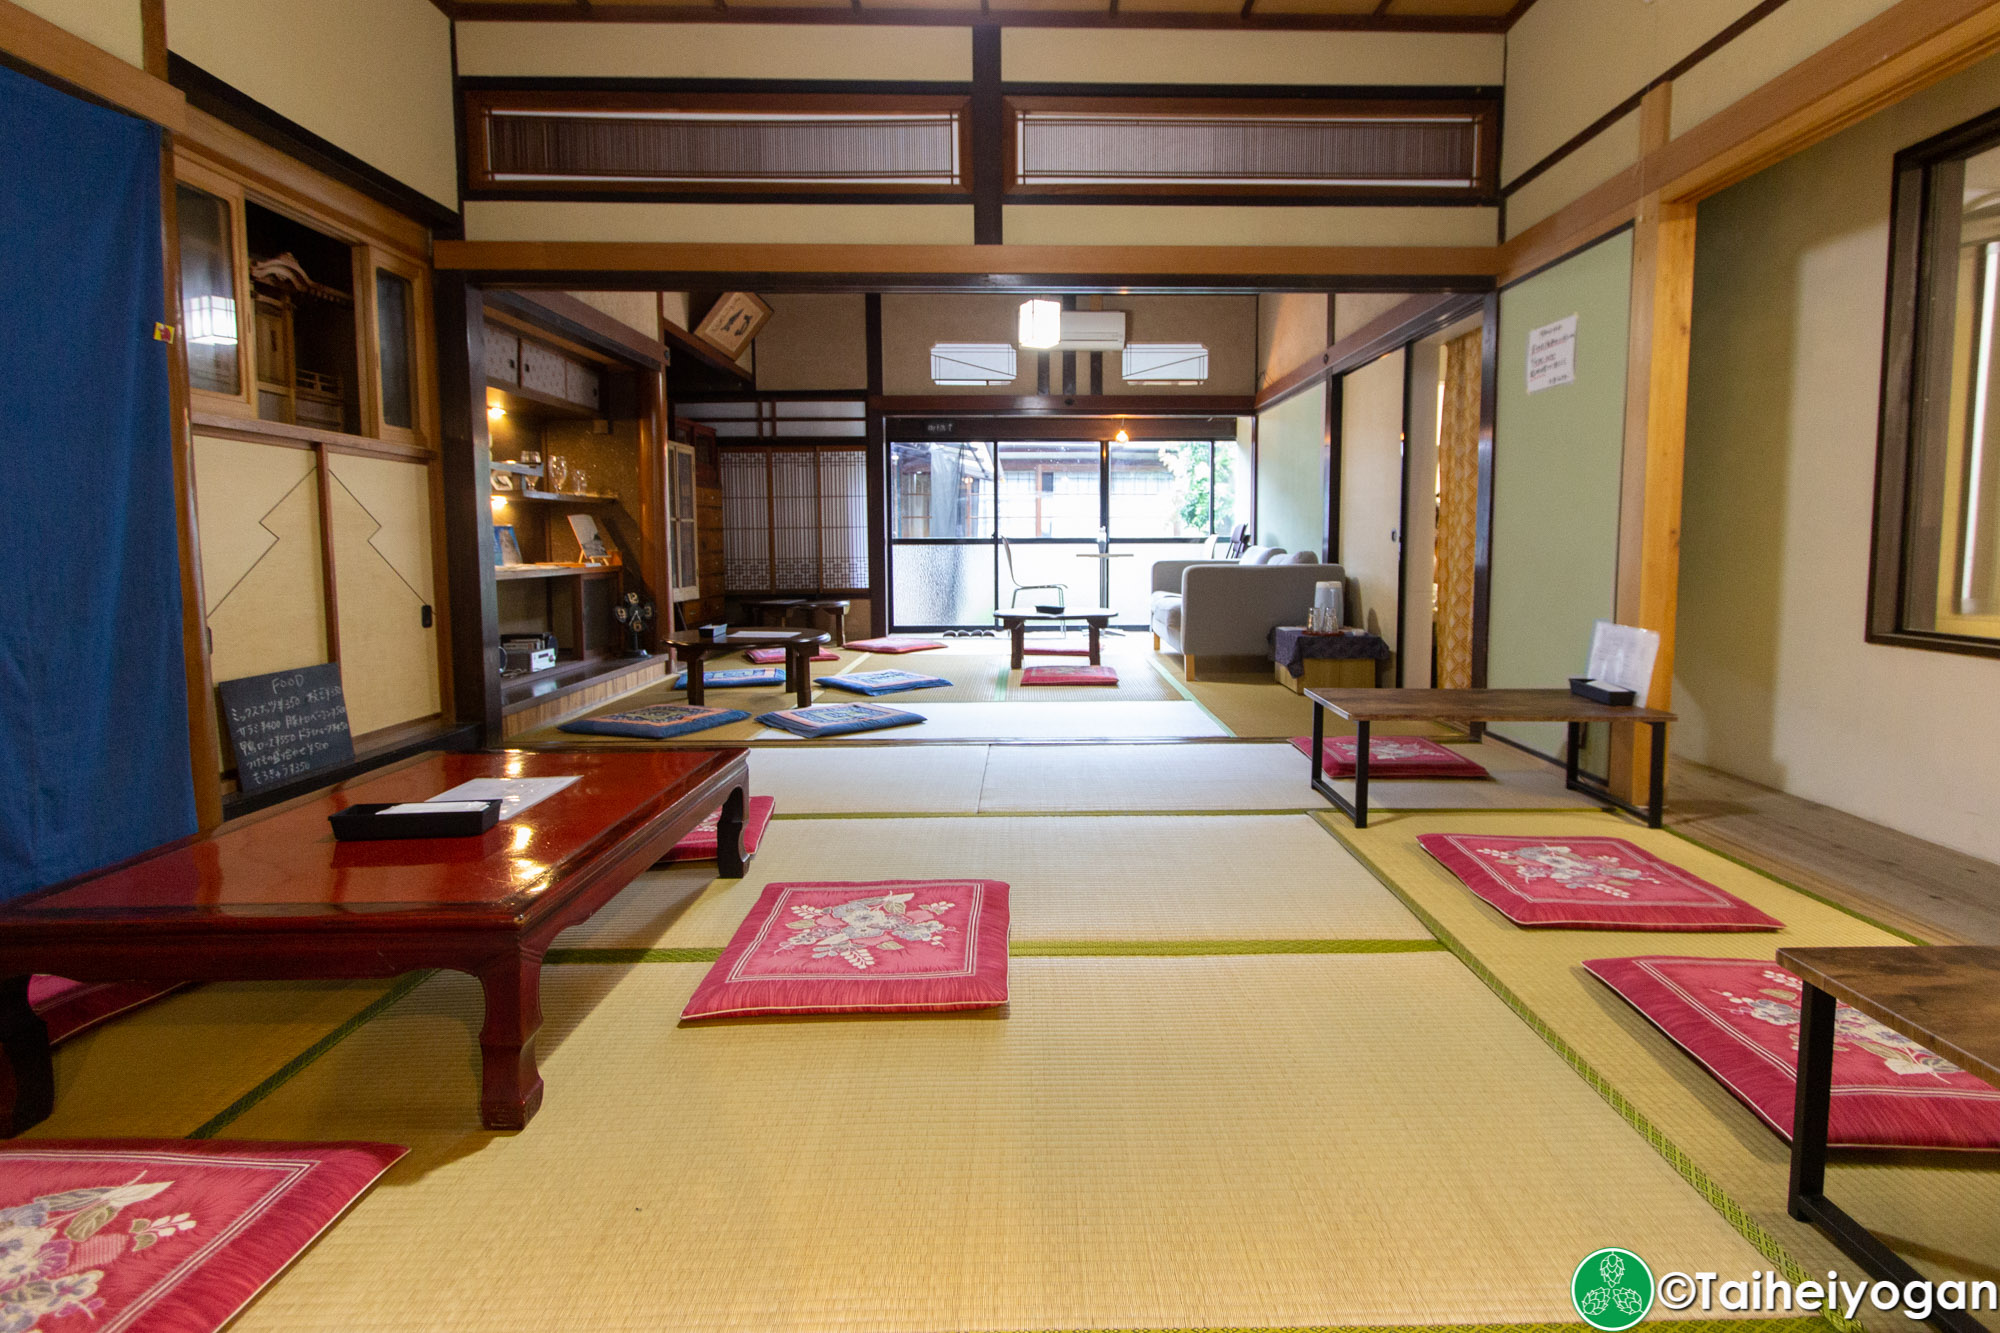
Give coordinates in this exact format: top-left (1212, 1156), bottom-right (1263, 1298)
top-left (1315, 818), bottom-right (1859, 1333)
top-left (187, 970), bottom-right (435, 1141)
top-left (545, 939), bottom-right (1444, 966)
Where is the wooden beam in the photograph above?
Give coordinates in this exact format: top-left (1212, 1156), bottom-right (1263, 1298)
top-left (485, 289), bottom-right (668, 369)
top-left (433, 276), bottom-right (504, 743)
top-left (1255, 291), bottom-right (1485, 410)
top-left (441, 3), bottom-right (1510, 30)
top-left (140, 0), bottom-right (165, 79)
top-left (1609, 86), bottom-right (1694, 806)
top-left (0, 0), bottom-right (185, 129)
top-left (436, 240), bottom-right (1504, 284)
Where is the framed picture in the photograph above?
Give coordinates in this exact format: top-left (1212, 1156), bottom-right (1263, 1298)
top-left (567, 512), bottom-right (610, 563)
top-left (694, 291), bottom-right (773, 361)
top-left (490, 469), bottom-right (515, 492)
top-left (493, 524), bottom-right (523, 567)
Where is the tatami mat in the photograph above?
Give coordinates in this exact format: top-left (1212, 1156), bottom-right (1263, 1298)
top-left (1333, 809), bottom-right (2000, 1292)
top-left (742, 745), bottom-right (992, 813)
top-left (977, 741), bottom-right (1311, 811)
top-left (1316, 739), bottom-right (1607, 812)
top-left (553, 814), bottom-right (1431, 950)
top-left (222, 954), bottom-right (1773, 1333)
top-left (746, 700), bottom-right (1230, 741)
top-left (1153, 657), bottom-right (1458, 741)
top-left (21, 979), bottom-right (398, 1139)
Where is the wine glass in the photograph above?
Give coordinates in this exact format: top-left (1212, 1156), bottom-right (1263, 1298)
top-left (546, 456), bottom-right (567, 494)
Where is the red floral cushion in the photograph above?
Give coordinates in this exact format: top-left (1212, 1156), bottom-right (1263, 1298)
top-left (844, 637), bottom-right (946, 654)
top-left (0, 1139), bottom-right (404, 1331)
top-left (1288, 734), bottom-right (1490, 779)
top-left (1020, 665), bottom-right (1118, 686)
top-left (1417, 834), bottom-right (1783, 930)
top-left (662, 796), bottom-right (776, 864)
top-left (683, 880), bottom-right (1010, 1019)
top-left (1587, 956), bottom-right (2000, 1148)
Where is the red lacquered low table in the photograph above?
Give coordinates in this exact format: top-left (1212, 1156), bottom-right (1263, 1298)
top-left (0, 748), bottom-right (749, 1133)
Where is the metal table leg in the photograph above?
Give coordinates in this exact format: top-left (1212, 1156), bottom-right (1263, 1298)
top-left (1309, 703), bottom-right (1366, 827)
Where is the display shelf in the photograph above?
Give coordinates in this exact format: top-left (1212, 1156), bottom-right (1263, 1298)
top-left (494, 561), bottom-right (621, 582)
top-left (516, 487), bottom-right (619, 503)
top-left (487, 378), bottom-right (595, 421)
top-left (500, 651), bottom-right (646, 712)
top-left (488, 459), bottom-right (545, 478)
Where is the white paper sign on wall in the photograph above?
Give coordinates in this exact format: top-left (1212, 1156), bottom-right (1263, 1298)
top-left (1525, 314), bottom-right (1578, 393)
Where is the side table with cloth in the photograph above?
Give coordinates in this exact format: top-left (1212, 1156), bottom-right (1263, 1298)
top-left (1271, 626), bottom-right (1391, 692)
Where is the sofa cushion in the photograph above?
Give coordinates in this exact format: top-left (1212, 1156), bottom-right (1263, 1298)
top-left (1149, 590), bottom-right (1183, 634)
top-left (1239, 546), bottom-right (1284, 565)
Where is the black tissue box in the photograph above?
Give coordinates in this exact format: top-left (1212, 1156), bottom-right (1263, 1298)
top-left (1569, 676), bottom-right (1636, 706)
top-left (329, 800), bottom-right (503, 841)
top-left (696, 623), bottom-right (729, 640)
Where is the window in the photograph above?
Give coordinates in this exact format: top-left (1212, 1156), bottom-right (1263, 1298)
top-left (1872, 108), bottom-right (2000, 653)
top-left (1121, 343), bottom-right (1209, 385)
top-left (719, 446), bottom-right (869, 593)
top-left (931, 343), bottom-right (1018, 386)
top-left (175, 184), bottom-right (241, 396)
top-left (374, 269), bottom-right (415, 431)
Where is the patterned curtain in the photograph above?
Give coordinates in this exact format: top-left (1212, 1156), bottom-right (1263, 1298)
top-left (1434, 329), bottom-right (1484, 688)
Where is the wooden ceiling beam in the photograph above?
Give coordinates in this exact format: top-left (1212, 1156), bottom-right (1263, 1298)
top-left (437, 3), bottom-right (1510, 29)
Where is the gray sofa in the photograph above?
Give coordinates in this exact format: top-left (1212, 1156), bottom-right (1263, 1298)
top-left (1149, 548), bottom-right (1347, 678)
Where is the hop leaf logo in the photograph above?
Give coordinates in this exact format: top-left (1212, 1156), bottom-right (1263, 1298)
top-left (1571, 1248), bottom-right (1654, 1332)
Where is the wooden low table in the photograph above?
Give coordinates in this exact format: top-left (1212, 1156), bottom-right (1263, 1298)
top-left (741, 597), bottom-right (850, 646)
top-left (667, 630), bottom-right (828, 709)
top-left (993, 607), bottom-right (1115, 668)
top-left (0, 749), bottom-right (749, 1133)
top-left (1782, 945), bottom-right (2000, 1333)
top-left (1304, 687), bottom-right (1677, 829)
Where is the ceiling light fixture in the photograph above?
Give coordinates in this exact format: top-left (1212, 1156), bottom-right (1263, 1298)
top-left (1114, 428), bottom-right (1129, 443)
top-left (1018, 299), bottom-right (1062, 349)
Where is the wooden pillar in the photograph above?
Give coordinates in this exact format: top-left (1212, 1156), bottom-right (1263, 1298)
top-left (1611, 85), bottom-right (1696, 802)
top-left (433, 275), bottom-right (503, 743)
top-left (160, 140), bottom-right (224, 832)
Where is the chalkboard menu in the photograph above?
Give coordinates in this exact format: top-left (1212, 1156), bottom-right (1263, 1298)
top-left (217, 663), bottom-right (356, 794)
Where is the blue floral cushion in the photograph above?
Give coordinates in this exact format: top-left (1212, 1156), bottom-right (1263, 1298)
top-left (671, 667), bottom-right (784, 690)
top-left (755, 703), bottom-right (925, 738)
top-left (559, 704), bottom-right (749, 739)
top-left (817, 670), bottom-right (951, 696)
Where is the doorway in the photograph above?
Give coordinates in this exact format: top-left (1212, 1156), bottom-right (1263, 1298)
top-left (887, 428), bottom-right (1241, 630)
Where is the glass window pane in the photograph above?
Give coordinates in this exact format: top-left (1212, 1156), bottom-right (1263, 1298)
top-left (375, 269), bottom-right (415, 431)
top-left (176, 184), bottom-right (239, 396)
top-left (1212, 438), bottom-right (1243, 536)
top-left (1110, 440), bottom-right (1215, 537)
top-left (892, 543), bottom-right (996, 628)
top-left (998, 441), bottom-right (1099, 538)
top-left (892, 441), bottom-right (992, 539)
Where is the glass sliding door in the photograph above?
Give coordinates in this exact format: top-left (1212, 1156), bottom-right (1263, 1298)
top-left (891, 440), bottom-right (996, 627)
top-left (888, 431), bottom-right (1238, 631)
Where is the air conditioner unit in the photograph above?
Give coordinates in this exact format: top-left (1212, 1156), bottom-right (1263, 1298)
top-left (1054, 310), bottom-right (1126, 351)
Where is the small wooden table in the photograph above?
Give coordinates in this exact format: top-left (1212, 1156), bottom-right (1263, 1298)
top-left (1303, 687), bottom-right (1677, 829)
top-left (0, 749), bottom-right (749, 1133)
top-left (993, 607), bottom-right (1115, 668)
top-left (741, 597), bottom-right (850, 646)
top-left (667, 630), bottom-right (828, 708)
top-left (1781, 945), bottom-right (2000, 1333)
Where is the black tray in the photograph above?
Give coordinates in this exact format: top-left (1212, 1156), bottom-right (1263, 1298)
top-left (329, 800), bottom-right (503, 841)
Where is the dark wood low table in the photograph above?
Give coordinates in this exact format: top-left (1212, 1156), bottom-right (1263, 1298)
top-left (1303, 687), bottom-right (1677, 829)
top-left (993, 607), bottom-right (1115, 668)
top-left (1782, 945), bottom-right (2000, 1333)
top-left (666, 630), bottom-right (828, 709)
top-left (741, 597), bottom-right (850, 646)
top-left (0, 749), bottom-right (749, 1134)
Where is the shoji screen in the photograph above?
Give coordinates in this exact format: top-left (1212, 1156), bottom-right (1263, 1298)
top-left (718, 446), bottom-right (870, 594)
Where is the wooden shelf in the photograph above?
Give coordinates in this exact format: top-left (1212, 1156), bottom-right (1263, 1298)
top-left (489, 458), bottom-right (545, 478)
top-left (487, 377), bottom-right (595, 421)
top-left (501, 652), bottom-right (647, 713)
top-left (494, 562), bottom-right (622, 581)
top-left (516, 487), bottom-right (619, 504)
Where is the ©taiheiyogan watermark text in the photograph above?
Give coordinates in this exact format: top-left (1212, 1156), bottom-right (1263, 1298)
top-left (1567, 1247), bottom-right (1999, 1331)
top-left (1655, 1269), bottom-right (1999, 1321)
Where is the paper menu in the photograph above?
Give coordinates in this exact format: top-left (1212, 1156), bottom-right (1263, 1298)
top-left (1584, 621), bottom-right (1661, 700)
top-left (424, 776), bottom-right (580, 820)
